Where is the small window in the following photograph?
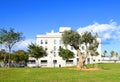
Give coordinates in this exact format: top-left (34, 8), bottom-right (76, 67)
top-left (59, 46), bottom-right (61, 49)
top-left (59, 40), bottom-right (62, 45)
top-left (45, 46), bottom-right (48, 50)
top-left (53, 60), bottom-right (57, 64)
top-left (54, 52), bottom-right (56, 57)
top-left (45, 40), bottom-right (48, 44)
top-left (87, 58), bottom-right (90, 64)
top-left (40, 40), bottom-right (43, 44)
top-left (82, 46), bottom-right (84, 50)
top-left (71, 46), bottom-right (73, 50)
top-left (54, 46), bottom-right (56, 51)
top-left (28, 60), bottom-right (35, 64)
top-left (98, 59), bottom-right (100, 61)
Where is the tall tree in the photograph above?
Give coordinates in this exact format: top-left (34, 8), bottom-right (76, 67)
top-left (28, 43), bottom-right (47, 67)
top-left (115, 52), bottom-right (119, 58)
top-left (62, 30), bottom-right (83, 69)
top-left (0, 28), bottom-right (23, 67)
top-left (59, 48), bottom-right (74, 64)
top-left (62, 30), bottom-right (99, 69)
top-left (103, 50), bottom-right (107, 57)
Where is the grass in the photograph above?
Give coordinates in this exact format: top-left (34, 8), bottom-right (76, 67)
top-left (0, 63), bottom-right (120, 82)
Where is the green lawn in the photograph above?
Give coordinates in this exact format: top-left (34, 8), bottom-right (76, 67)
top-left (0, 63), bottom-right (120, 82)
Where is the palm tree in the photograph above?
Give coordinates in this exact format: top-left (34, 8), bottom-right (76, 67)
top-left (28, 43), bottom-right (47, 67)
top-left (103, 50), bottom-right (107, 57)
top-left (110, 50), bottom-right (115, 58)
top-left (115, 52), bottom-right (119, 58)
top-left (115, 52), bottom-right (119, 63)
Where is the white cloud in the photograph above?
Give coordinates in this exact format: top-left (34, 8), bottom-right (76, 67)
top-left (77, 21), bottom-right (120, 42)
top-left (13, 39), bottom-right (35, 51)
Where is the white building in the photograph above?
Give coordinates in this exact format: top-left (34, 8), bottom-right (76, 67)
top-left (27, 27), bottom-right (102, 67)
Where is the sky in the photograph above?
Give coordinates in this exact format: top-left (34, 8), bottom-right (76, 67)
top-left (0, 0), bottom-right (120, 55)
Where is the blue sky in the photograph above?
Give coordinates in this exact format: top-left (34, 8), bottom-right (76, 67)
top-left (0, 0), bottom-right (120, 55)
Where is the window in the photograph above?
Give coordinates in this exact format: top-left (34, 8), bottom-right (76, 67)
top-left (53, 60), bottom-right (57, 64)
top-left (66, 60), bottom-right (73, 64)
top-left (45, 40), bottom-right (48, 44)
top-left (82, 46), bottom-right (84, 50)
top-left (98, 59), bottom-right (100, 61)
top-left (59, 40), bottom-right (62, 45)
top-left (40, 40), bottom-right (43, 44)
top-left (45, 46), bottom-right (48, 50)
top-left (87, 58), bottom-right (90, 64)
top-left (54, 39), bottom-right (57, 44)
top-left (54, 52), bottom-right (56, 57)
top-left (59, 46), bottom-right (61, 49)
top-left (71, 46), bottom-right (73, 50)
top-left (41, 60), bottom-right (47, 64)
top-left (54, 46), bottom-right (56, 51)
top-left (28, 60), bottom-right (35, 64)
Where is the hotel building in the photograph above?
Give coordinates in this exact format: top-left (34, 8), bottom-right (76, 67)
top-left (27, 27), bottom-right (102, 67)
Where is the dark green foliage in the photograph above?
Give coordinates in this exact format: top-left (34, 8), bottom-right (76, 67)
top-left (110, 50), bottom-right (115, 57)
top-left (11, 50), bottom-right (28, 62)
top-left (28, 43), bottom-right (47, 60)
top-left (103, 50), bottom-right (107, 57)
top-left (0, 49), bottom-right (5, 61)
top-left (0, 49), bottom-right (8, 61)
top-left (59, 48), bottom-right (74, 60)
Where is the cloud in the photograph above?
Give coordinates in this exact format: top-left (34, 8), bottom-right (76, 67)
top-left (77, 20), bottom-right (120, 44)
top-left (13, 39), bottom-right (35, 51)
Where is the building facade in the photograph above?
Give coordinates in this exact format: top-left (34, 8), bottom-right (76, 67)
top-left (27, 27), bottom-right (102, 67)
